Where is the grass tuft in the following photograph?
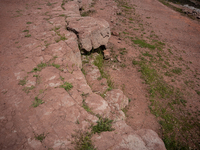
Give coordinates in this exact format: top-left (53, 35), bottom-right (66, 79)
top-left (18, 78), bottom-right (27, 86)
top-left (132, 38), bottom-right (155, 50)
top-left (92, 116), bottom-right (114, 134)
top-left (82, 100), bottom-right (93, 113)
top-left (32, 96), bottom-right (44, 107)
top-left (94, 53), bottom-right (114, 88)
top-left (34, 133), bottom-right (46, 142)
top-left (72, 130), bottom-right (96, 150)
top-left (23, 85), bottom-right (35, 93)
top-left (60, 82), bottom-right (73, 91)
top-left (172, 67), bottom-right (182, 75)
top-left (25, 34), bottom-right (31, 37)
top-left (52, 63), bottom-right (60, 69)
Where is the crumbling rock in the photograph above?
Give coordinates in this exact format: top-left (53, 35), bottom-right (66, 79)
top-left (66, 17), bottom-right (111, 52)
top-left (105, 89), bottom-right (129, 110)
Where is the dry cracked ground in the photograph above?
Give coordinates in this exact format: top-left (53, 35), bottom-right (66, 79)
top-left (0, 0), bottom-right (199, 150)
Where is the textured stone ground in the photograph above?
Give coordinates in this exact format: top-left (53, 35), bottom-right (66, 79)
top-left (0, 0), bottom-right (166, 149)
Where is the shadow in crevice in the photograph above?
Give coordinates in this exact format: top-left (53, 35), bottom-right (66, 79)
top-left (80, 45), bottom-right (106, 56)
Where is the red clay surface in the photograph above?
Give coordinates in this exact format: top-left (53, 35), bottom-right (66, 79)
top-left (0, 0), bottom-right (200, 149)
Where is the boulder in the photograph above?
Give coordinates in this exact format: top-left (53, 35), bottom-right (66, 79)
top-left (105, 89), bottom-right (129, 110)
top-left (85, 93), bottom-right (111, 117)
top-left (66, 17), bottom-right (111, 52)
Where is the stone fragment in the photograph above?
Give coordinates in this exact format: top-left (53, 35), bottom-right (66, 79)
top-left (28, 138), bottom-right (43, 149)
top-left (103, 49), bottom-right (111, 60)
top-left (83, 62), bottom-right (108, 94)
top-left (111, 31), bottom-right (119, 36)
top-left (135, 129), bottom-right (166, 150)
top-left (105, 89), bottom-right (129, 110)
top-left (85, 93), bottom-right (111, 117)
top-left (117, 55), bottom-right (121, 62)
top-left (66, 17), bottom-right (111, 52)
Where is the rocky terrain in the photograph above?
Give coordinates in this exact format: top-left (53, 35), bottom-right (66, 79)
top-left (0, 0), bottom-right (200, 149)
top-left (0, 0), bottom-right (167, 149)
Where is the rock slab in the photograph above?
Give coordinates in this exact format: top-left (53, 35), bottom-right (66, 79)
top-left (66, 17), bottom-right (111, 52)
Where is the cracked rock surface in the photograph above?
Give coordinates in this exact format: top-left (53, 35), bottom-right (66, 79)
top-left (0, 0), bottom-right (166, 149)
top-left (66, 17), bottom-right (111, 52)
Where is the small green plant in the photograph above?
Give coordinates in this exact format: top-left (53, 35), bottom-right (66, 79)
top-left (171, 79), bottom-right (175, 82)
top-left (120, 63), bottom-right (126, 68)
top-left (122, 107), bottom-right (128, 117)
top-left (81, 92), bottom-right (89, 97)
top-left (132, 38), bottom-right (155, 50)
top-left (122, 5), bottom-right (132, 9)
top-left (123, 31), bottom-right (129, 34)
top-left (81, 68), bottom-right (86, 75)
top-left (168, 49), bottom-right (173, 54)
top-left (119, 48), bottom-right (127, 55)
top-left (31, 63), bottom-right (47, 72)
top-left (164, 71), bottom-right (173, 77)
top-left (52, 63), bottom-right (60, 69)
top-left (60, 76), bottom-right (64, 81)
top-left (59, 14), bottom-right (66, 17)
top-left (72, 130), bottom-right (96, 150)
top-left (76, 119), bottom-right (80, 124)
top-left (23, 29), bottom-right (29, 32)
top-left (61, 0), bottom-right (66, 10)
top-left (195, 90), bottom-right (200, 95)
top-left (33, 75), bottom-right (41, 84)
top-left (52, 26), bottom-right (60, 31)
top-left (18, 77), bottom-right (27, 86)
top-left (60, 82), bottom-right (73, 91)
top-left (172, 67), bottom-right (182, 75)
top-left (25, 34), bottom-right (31, 37)
top-left (60, 35), bottom-right (67, 41)
top-left (94, 53), bottom-right (114, 88)
top-left (26, 22), bottom-right (32, 24)
top-left (34, 133), bottom-right (46, 142)
top-left (47, 2), bottom-right (52, 6)
top-left (142, 52), bottom-right (153, 57)
top-left (128, 17), bottom-right (134, 21)
top-left (92, 117), bottom-right (114, 134)
top-left (33, 75), bottom-right (38, 77)
top-left (132, 59), bottom-right (138, 65)
top-left (23, 85), bottom-right (35, 93)
top-left (81, 10), bottom-right (95, 17)
top-left (107, 87), bottom-right (112, 91)
top-left (82, 100), bottom-right (93, 113)
top-left (180, 99), bottom-right (187, 106)
top-left (97, 76), bottom-right (102, 80)
top-left (55, 33), bottom-right (67, 43)
top-left (32, 96), bottom-right (44, 107)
